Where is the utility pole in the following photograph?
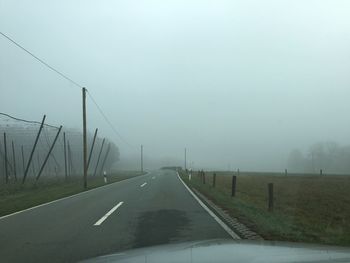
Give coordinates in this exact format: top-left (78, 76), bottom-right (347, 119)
top-left (141, 144), bottom-right (143, 173)
top-left (184, 147), bottom-right (187, 171)
top-left (82, 87), bottom-right (88, 189)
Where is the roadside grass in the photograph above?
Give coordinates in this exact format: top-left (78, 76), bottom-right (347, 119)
top-left (180, 171), bottom-right (350, 246)
top-left (0, 171), bottom-right (144, 217)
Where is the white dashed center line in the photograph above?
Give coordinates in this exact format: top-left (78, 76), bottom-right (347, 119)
top-left (94, 201), bottom-right (124, 226)
top-left (140, 182), bottom-right (147, 187)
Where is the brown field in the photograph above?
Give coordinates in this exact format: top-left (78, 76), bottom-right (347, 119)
top-left (180, 171), bottom-right (350, 246)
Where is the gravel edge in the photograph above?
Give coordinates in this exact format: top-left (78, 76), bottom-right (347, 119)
top-left (190, 186), bottom-right (263, 240)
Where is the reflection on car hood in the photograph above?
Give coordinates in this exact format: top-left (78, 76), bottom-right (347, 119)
top-left (81, 239), bottom-right (350, 263)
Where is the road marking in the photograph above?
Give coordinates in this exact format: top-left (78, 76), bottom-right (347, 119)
top-left (177, 172), bottom-right (240, 239)
top-left (99, 253), bottom-right (126, 259)
top-left (94, 201), bottom-right (124, 226)
top-left (140, 182), bottom-right (147, 187)
top-left (0, 171), bottom-right (150, 221)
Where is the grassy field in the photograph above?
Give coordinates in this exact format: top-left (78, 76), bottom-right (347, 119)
top-left (180, 171), bottom-right (350, 246)
top-left (0, 171), bottom-right (144, 217)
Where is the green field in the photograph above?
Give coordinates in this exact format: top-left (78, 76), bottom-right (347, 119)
top-left (0, 171), bottom-right (143, 217)
top-left (180, 171), bottom-right (350, 246)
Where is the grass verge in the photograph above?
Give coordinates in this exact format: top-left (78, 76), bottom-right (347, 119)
top-left (180, 171), bottom-right (350, 246)
top-left (0, 171), bottom-right (144, 217)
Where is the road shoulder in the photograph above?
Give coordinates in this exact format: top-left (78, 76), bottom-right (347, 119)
top-left (178, 172), bottom-right (262, 240)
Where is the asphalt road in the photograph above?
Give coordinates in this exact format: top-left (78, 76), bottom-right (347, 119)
top-left (0, 170), bottom-right (234, 262)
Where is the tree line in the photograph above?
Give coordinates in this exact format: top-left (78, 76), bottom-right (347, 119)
top-left (287, 141), bottom-right (350, 174)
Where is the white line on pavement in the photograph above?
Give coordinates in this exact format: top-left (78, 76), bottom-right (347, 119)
top-left (177, 172), bottom-right (240, 239)
top-left (0, 172), bottom-right (151, 221)
top-left (140, 182), bottom-right (147, 187)
top-left (94, 201), bottom-right (124, 226)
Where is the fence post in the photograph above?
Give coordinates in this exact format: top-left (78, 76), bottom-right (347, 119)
top-left (87, 128), bottom-right (98, 172)
top-left (21, 145), bottom-right (25, 176)
top-left (3, 133), bottom-right (8, 184)
top-left (11, 141), bottom-right (17, 181)
top-left (203, 171), bottom-right (206, 184)
top-left (320, 169), bottom-right (323, 176)
top-left (63, 132), bottom-right (67, 179)
top-left (36, 126), bottom-right (62, 181)
top-left (23, 115), bottom-right (46, 184)
top-left (31, 157), bottom-right (36, 177)
top-left (67, 140), bottom-right (71, 176)
top-left (212, 173), bottom-right (216, 187)
top-left (37, 154), bottom-right (41, 173)
top-left (268, 183), bottom-right (274, 212)
top-left (99, 143), bottom-right (111, 177)
top-left (93, 138), bottom-right (105, 177)
top-left (231, 175), bottom-right (236, 197)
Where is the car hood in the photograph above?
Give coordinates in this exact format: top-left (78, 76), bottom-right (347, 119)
top-left (81, 239), bottom-right (350, 263)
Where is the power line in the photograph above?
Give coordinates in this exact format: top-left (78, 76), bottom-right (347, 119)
top-left (0, 31), bottom-right (82, 88)
top-left (0, 112), bottom-right (60, 129)
top-left (86, 91), bottom-right (135, 149)
top-left (1, 31), bottom-right (135, 150)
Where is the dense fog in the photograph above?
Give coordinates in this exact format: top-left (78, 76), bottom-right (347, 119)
top-left (0, 117), bottom-right (119, 180)
top-left (1, 1), bottom-right (350, 172)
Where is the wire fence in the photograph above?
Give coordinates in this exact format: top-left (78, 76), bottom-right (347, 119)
top-left (0, 112), bottom-right (115, 185)
top-left (0, 31), bottom-right (132, 188)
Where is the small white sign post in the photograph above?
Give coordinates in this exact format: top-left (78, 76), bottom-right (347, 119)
top-left (103, 171), bottom-right (107, 184)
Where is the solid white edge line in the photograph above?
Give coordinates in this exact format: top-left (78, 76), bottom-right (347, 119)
top-left (140, 182), bottom-right (147, 187)
top-left (94, 201), bottom-right (124, 226)
top-left (0, 172), bottom-right (150, 221)
top-left (177, 172), bottom-right (240, 239)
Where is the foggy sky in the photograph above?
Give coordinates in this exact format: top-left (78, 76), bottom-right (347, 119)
top-left (1, 0), bottom-right (350, 171)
